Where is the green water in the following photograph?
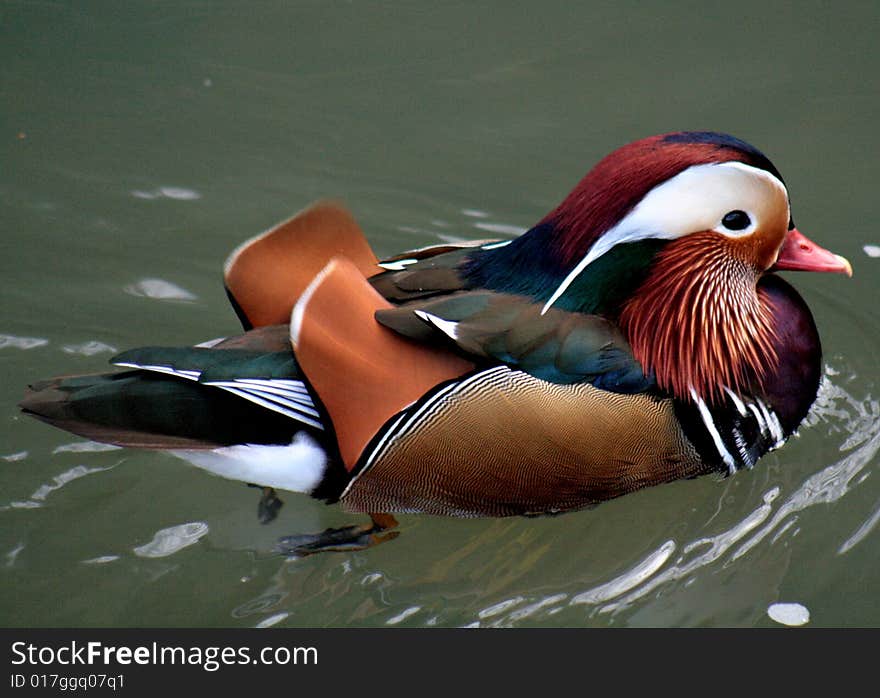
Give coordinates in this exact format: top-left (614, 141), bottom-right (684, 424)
top-left (2, 1), bottom-right (879, 627)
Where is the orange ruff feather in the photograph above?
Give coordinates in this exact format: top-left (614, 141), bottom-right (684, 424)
top-left (620, 233), bottom-right (778, 404)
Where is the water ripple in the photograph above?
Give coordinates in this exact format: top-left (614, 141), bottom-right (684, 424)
top-left (588, 375), bottom-right (879, 616)
top-left (838, 499), bottom-right (880, 555)
top-left (591, 491), bottom-right (779, 615)
top-left (81, 555), bottom-right (121, 565)
top-left (130, 187), bottom-right (201, 201)
top-left (731, 380), bottom-right (880, 562)
top-left (506, 594), bottom-right (567, 622)
top-left (231, 592), bottom-right (288, 619)
top-left (2, 451), bottom-right (29, 462)
top-left (0, 334), bottom-right (48, 350)
top-left (53, 441), bottom-right (122, 455)
top-left (386, 606), bottom-right (422, 625)
top-left (1, 463), bottom-right (116, 510)
top-left (255, 612), bottom-right (290, 628)
top-left (571, 541), bottom-right (676, 606)
top-left (477, 596), bottom-right (526, 619)
top-left (132, 522), bottom-right (209, 558)
top-left (124, 278), bottom-right (197, 301)
top-left (466, 366), bottom-right (878, 626)
top-left (5, 543), bottom-right (25, 568)
top-left (61, 341), bottom-right (118, 356)
top-left (473, 221), bottom-right (527, 236)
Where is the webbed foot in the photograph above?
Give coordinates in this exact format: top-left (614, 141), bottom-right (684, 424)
top-left (248, 484), bottom-right (284, 524)
top-left (276, 513), bottom-right (399, 556)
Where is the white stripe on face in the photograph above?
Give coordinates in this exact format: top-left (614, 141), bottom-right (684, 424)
top-left (542, 161), bottom-right (789, 314)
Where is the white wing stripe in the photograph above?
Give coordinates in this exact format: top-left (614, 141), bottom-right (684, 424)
top-left (215, 386), bottom-right (324, 430)
top-left (230, 378), bottom-right (310, 394)
top-left (377, 259), bottom-right (418, 271)
top-left (113, 362), bottom-right (323, 429)
top-left (204, 380), bottom-right (312, 402)
top-left (414, 310), bottom-right (460, 340)
top-left (113, 362), bottom-right (202, 381)
top-left (217, 387), bottom-right (320, 419)
top-left (204, 382), bottom-right (319, 417)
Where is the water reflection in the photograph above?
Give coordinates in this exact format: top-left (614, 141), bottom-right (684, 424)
top-left (386, 606), bottom-right (421, 625)
top-left (2, 462), bottom-right (117, 511)
top-left (571, 541), bottom-right (676, 606)
top-left (0, 334), bottom-right (48, 350)
top-left (227, 550), bottom-right (409, 627)
top-left (505, 594), bottom-right (568, 623)
top-left (130, 187), bottom-right (202, 201)
top-left (477, 596), bottom-right (526, 620)
top-left (61, 341), bottom-right (118, 356)
top-left (730, 376), bottom-right (880, 561)
top-left (231, 591), bottom-right (289, 620)
top-left (2, 451), bottom-right (28, 462)
top-left (255, 612), bottom-right (290, 628)
top-left (132, 522), bottom-right (210, 558)
top-left (5, 543), bottom-right (25, 568)
top-left (838, 500), bottom-right (880, 555)
top-left (593, 489), bottom-right (780, 615)
top-left (53, 441), bottom-right (122, 455)
top-left (472, 222), bottom-right (527, 236)
top-left (81, 555), bottom-right (121, 565)
top-left (124, 278), bottom-right (198, 301)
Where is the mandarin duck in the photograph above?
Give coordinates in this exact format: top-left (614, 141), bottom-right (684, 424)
top-left (21, 131), bottom-right (852, 554)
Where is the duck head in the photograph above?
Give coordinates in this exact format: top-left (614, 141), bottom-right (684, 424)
top-left (467, 131), bottom-right (851, 405)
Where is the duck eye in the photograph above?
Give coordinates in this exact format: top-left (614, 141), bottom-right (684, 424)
top-left (721, 210), bottom-right (751, 231)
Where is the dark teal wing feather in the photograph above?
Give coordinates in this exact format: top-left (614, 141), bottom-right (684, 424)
top-left (375, 291), bottom-right (652, 392)
top-left (369, 246), bottom-right (476, 302)
top-left (20, 370), bottom-right (306, 449)
top-left (20, 325), bottom-right (323, 449)
top-left (111, 347), bottom-right (298, 383)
